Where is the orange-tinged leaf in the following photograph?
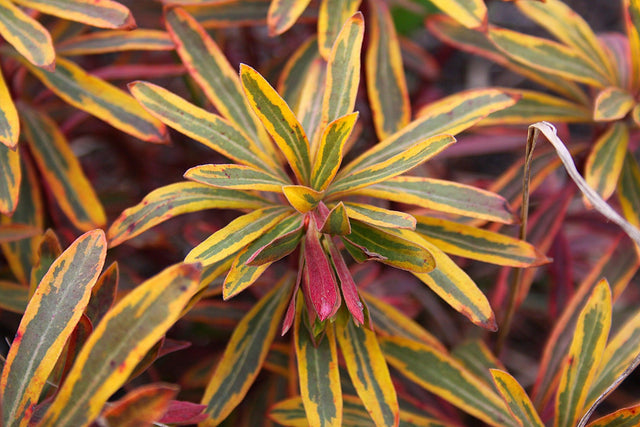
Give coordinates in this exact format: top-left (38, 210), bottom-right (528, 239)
top-left (0, 230), bottom-right (106, 427)
top-left (39, 262), bottom-right (202, 427)
top-left (19, 56), bottom-right (167, 143)
top-left (366, 0), bottom-right (410, 140)
top-left (0, 69), bottom-right (18, 148)
top-left (555, 279), bottom-right (611, 427)
top-left (488, 27), bottom-right (611, 87)
top-left (56, 29), bottom-right (173, 55)
top-left (0, 142), bottom-right (21, 215)
top-left (85, 262), bottom-right (118, 326)
top-left (321, 12), bottom-right (364, 128)
top-left (0, 0), bottom-right (54, 68)
top-left (490, 369), bottom-right (544, 427)
top-left (593, 87), bottom-right (636, 121)
top-left (13, 0), bottom-right (134, 29)
top-left (336, 314), bottom-right (399, 427)
top-left (185, 164), bottom-right (290, 192)
top-left (0, 281), bottom-right (28, 313)
top-left (107, 182), bottom-right (270, 248)
top-left (311, 112), bottom-right (358, 191)
top-left (624, 0), bottom-right (640, 90)
top-left (429, 0), bottom-right (486, 28)
top-left (380, 335), bottom-right (517, 427)
top-left (283, 185), bottom-right (324, 213)
top-left (28, 229), bottom-right (62, 298)
top-left (0, 224), bottom-right (39, 244)
top-left (200, 279), bottom-right (290, 425)
top-left (185, 206), bottom-right (290, 265)
top-left (586, 403), bottom-right (640, 427)
top-left (317, 0), bottom-right (362, 59)
top-left (19, 104), bottom-right (106, 231)
top-left (585, 121), bottom-right (629, 201)
top-left (102, 383), bottom-right (178, 427)
top-left (267, 0), bottom-right (311, 35)
top-left (295, 314), bottom-right (342, 427)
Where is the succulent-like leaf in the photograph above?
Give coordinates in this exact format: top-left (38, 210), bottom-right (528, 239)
top-left (0, 0), bottom-right (54, 68)
top-left (366, 0), bottom-right (410, 140)
top-left (490, 369), bottom-right (544, 427)
top-left (13, 0), bottom-right (134, 29)
top-left (102, 383), bottom-right (178, 427)
top-left (555, 279), bottom-right (611, 427)
top-left (344, 202), bottom-right (415, 230)
top-left (585, 122), bottom-right (629, 201)
top-left (0, 141), bottom-right (20, 215)
top-left (200, 280), bottom-right (290, 425)
top-left (318, 0), bottom-right (361, 59)
top-left (39, 262), bottom-right (201, 427)
top-left (56, 29), bottom-right (173, 55)
top-left (185, 164), bottom-right (290, 192)
top-left (267, 0), bottom-right (311, 35)
top-left (593, 87), bottom-right (636, 121)
top-left (0, 69), bottom-right (18, 148)
top-left (311, 112), bottom-right (358, 191)
top-left (295, 315), bottom-right (342, 426)
top-left (19, 104), bottom-right (106, 231)
top-left (108, 182), bottom-right (270, 247)
top-left (0, 230), bottom-right (106, 426)
top-left (336, 316), bottom-right (399, 427)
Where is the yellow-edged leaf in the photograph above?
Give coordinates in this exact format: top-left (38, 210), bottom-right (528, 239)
top-left (295, 311), bottom-right (342, 427)
top-left (185, 164), bottom-right (290, 192)
top-left (267, 0), bottom-right (311, 35)
top-left (311, 112), bottom-right (358, 191)
top-left (317, 0), bottom-right (361, 59)
top-left (283, 185), bottom-right (324, 213)
top-left (0, 0), bottom-right (54, 68)
top-left (0, 230), bottom-right (106, 427)
top-left (344, 202), bottom-right (415, 230)
top-left (555, 279), bottom-right (611, 427)
top-left (593, 87), bottom-right (636, 121)
top-left (320, 202), bottom-right (351, 235)
top-left (102, 384), bottom-right (178, 427)
top-left (336, 314), bottom-right (399, 427)
top-left (13, 0), bottom-right (134, 29)
top-left (19, 104), bottom-right (106, 231)
top-left (452, 339), bottom-right (505, 389)
top-left (201, 279), bottom-right (291, 425)
top-left (585, 121), bottom-right (629, 201)
top-left (429, 0), bottom-right (486, 28)
top-left (0, 141), bottom-right (20, 215)
top-left (586, 403), bottom-right (640, 427)
top-left (0, 69), bottom-right (18, 148)
top-left (38, 262), bottom-right (202, 427)
top-left (19, 56), bottom-right (167, 143)
top-left (298, 58), bottom-right (327, 147)
top-left (278, 35), bottom-right (320, 111)
top-left (624, 0), bottom-right (640, 90)
top-left (56, 29), bottom-right (173, 55)
top-left (366, 0), bottom-right (410, 140)
top-left (107, 182), bottom-right (271, 248)
top-left (414, 216), bottom-right (547, 267)
top-left (0, 224), bottom-right (39, 244)
top-left (490, 369), bottom-right (544, 427)
top-left (28, 229), bottom-right (62, 298)
top-left (185, 206), bottom-right (290, 265)
top-left (633, 103), bottom-right (640, 127)
top-left (618, 153), bottom-right (640, 229)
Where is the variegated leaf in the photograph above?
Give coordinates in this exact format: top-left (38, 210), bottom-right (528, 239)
top-left (0, 0), bottom-right (54, 68)
top-left (490, 369), bottom-right (544, 427)
top-left (56, 29), bottom-right (173, 55)
top-left (585, 121), bottom-right (629, 201)
top-left (13, 0), bottom-right (134, 29)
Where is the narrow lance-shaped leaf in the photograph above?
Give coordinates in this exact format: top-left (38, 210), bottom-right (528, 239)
top-left (19, 104), bottom-right (106, 231)
top-left (18, 56), bottom-right (167, 143)
top-left (555, 279), bottom-right (611, 427)
top-left (0, 140), bottom-right (20, 215)
top-left (39, 262), bottom-right (202, 427)
top-left (321, 12), bottom-right (364, 128)
top-left (0, 230), bottom-right (107, 427)
top-left (344, 202), bottom-right (416, 230)
top-left (618, 153), bottom-right (640, 228)
top-left (102, 384), bottom-right (178, 427)
top-left (28, 229), bottom-right (62, 298)
top-left (13, 0), bottom-right (134, 29)
top-left (593, 87), bottom-right (636, 121)
top-left (318, 202), bottom-right (351, 235)
top-left (295, 313), bottom-right (342, 427)
top-left (452, 339), bottom-right (505, 389)
top-left (278, 35), bottom-right (320, 110)
top-left (298, 59), bottom-right (327, 148)
top-left (366, 0), bottom-right (410, 140)
top-left (56, 29), bottom-right (173, 56)
top-left (185, 164), bottom-right (290, 193)
top-left (311, 112), bottom-right (358, 191)
top-left (267, 0), bottom-right (311, 35)
top-left (318, 0), bottom-right (362, 59)
top-left (107, 182), bottom-right (271, 248)
top-left (429, 0), bottom-right (486, 28)
top-left (328, 239), bottom-right (364, 325)
top-left (304, 218), bottom-right (339, 321)
top-left (0, 224), bottom-right (39, 244)
top-left (85, 262), bottom-right (119, 326)
top-left (200, 279), bottom-right (291, 425)
top-left (585, 121), bottom-right (629, 201)
top-left (165, 7), bottom-right (273, 153)
top-left (586, 403), bottom-right (640, 427)
top-left (623, 0), bottom-right (640, 90)
top-left (490, 370), bottom-right (544, 427)
top-left (0, 0), bottom-right (54, 68)
top-left (186, 206), bottom-right (290, 266)
top-left (336, 314), bottom-right (399, 427)
top-left (0, 68), bottom-right (19, 148)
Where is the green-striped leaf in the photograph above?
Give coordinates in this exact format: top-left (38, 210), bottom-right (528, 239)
top-left (129, 81), bottom-right (279, 174)
top-left (39, 262), bottom-right (202, 427)
top-left (19, 56), bottom-right (167, 143)
top-left (344, 202), bottom-right (415, 230)
top-left (0, 69), bottom-right (18, 148)
top-left (321, 12), bottom-right (364, 128)
top-left (295, 315), bottom-right (342, 426)
top-left (490, 369), bottom-right (544, 427)
top-left (429, 0), bottom-right (486, 28)
top-left (298, 59), bottom-right (327, 147)
top-left (185, 164), bottom-right (290, 192)
top-left (102, 384), bottom-right (178, 427)
top-left (0, 224), bottom-right (39, 244)
top-left (267, 0), bottom-right (311, 35)
top-left (241, 64), bottom-right (311, 184)
top-left (0, 0), bottom-right (54, 68)
top-left (0, 141), bottom-right (20, 215)
top-left (186, 206), bottom-right (290, 265)
top-left (452, 339), bottom-right (505, 389)
top-left (366, 0), bottom-right (410, 139)
top-left (354, 176), bottom-right (513, 224)
top-left (283, 185), bottom-right (324, 213)
top-left (488, 27), bottom-right (611, 88)
top-left (28, 229), bottom-right (62, 298)
top-left (13, 0), bottom-right (134, 29)
top-left (0, 230), bottom-right (106, 427)
top-left (182, 0), bottom-right (281, 28)
top-left (585, 121), bottom-right (629, 201)
top-left (329, 134), bottom-right (455, 198)
top-left (343, 221), bottom-right (434, 273)
top-left (555, 279), bottom-right (611, 427)
top-left (594, 87), bottom-right (636, 121)
top-left (380, 336), bottom-right (517, 427)
top-left (318, 0), bottom-right (361, 59)
top-left (278, 35), bottom-right (320, 111)
top-left (586, 403), bottom-right (640, 427)
top-left (107, 182), bottom-right (270, 248)
top-left (19, 104), bottom-right (106, 231)
top-left (165, 7), bottom-right (273, 153)
top-left (320, 203), bottom-right (351, 235)
top-left (336, 315), bottom-right (399, 427)
top-left (415, 216), bottom-right (547, 267)
top-left (56, 29), bottom-right (173, 55)
top-left (311, 112), bottom-right (358, 191)
top-left (618, 153), bottom-right (640, 228)
top-left (200, 280), bottom-right (290, 425)
top-left (0, 281), bottom-right (28, 313)
top-left (624, 0), bottom-right (640, 90)
top-left (342, 89), bottom-right (514, 175)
